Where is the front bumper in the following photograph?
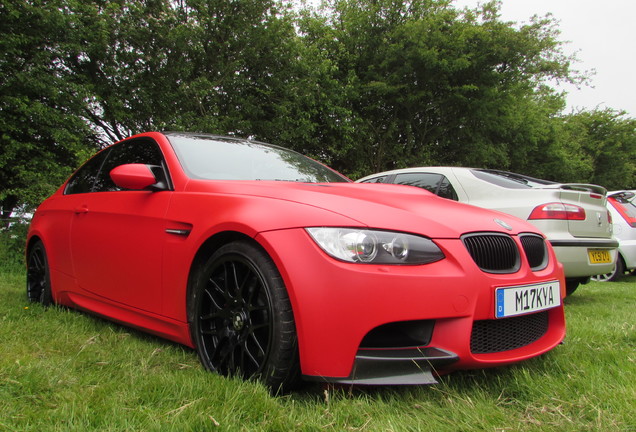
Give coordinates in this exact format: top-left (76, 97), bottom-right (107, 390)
top-left (307, 347), bottom-right (458, 385)
top-left (257, 228), bottom-right (567, 384)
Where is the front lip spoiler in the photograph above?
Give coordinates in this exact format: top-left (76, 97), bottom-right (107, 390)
top-left (305, 347), bottom-right (459, 385)
top-left (550, 239), bottom-right (619, 248)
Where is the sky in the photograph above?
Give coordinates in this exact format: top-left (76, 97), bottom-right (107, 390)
top-left (452, 0), bottom-right (636, 117)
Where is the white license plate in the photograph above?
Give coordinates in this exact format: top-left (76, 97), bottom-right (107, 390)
top-left (495, 281), bottom-right (561, 318)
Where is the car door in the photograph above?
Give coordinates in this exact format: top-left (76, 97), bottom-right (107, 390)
top-left (69, 137), bottom-right (172, 314)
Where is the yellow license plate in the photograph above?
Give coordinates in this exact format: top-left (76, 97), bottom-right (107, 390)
top-left (588, 249), bottom-right (611, 264)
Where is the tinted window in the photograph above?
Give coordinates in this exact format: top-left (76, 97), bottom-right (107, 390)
top-left (65, 150), bottom-right (110, 195)
top-left (167, 134), bottom-right (349, 183)
top-left (93, 138), bottom-right (166, 192)
top-left (437, 176), bottom-right (459, 200)
top-left (393, 173), bottom-right (459, 201)
top-left (361, 175), bottom-right (389, 184)
top-left (394, 173), bottom-right (442, 193)
top-left (65, 138), bottom-right (167, 194)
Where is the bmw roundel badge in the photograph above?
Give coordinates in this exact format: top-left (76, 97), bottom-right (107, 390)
top-left (494, 218), bottom-right (513, 231)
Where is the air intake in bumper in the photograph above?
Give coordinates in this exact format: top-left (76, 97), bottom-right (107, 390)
top-left (470, 311), bottom-right (549, 354)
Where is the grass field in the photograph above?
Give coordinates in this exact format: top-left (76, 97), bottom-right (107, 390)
top-left (1, 265), bottom-right (634, 431)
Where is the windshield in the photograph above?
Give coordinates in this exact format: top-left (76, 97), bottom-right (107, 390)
top-left (167, 134), bottom-right (350, 183)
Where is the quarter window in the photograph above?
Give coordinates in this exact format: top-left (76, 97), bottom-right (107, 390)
top-left (437, 177), bottom-right (459, 201)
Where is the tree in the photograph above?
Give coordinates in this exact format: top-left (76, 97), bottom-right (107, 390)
top-left (1, 0), bottom-right (308, 219)
top-left (0, 0), bottom-right (98, 223)
top-left (2, 0), bottom-right (633, 223)
top-left (560, 109), bottom-right (636, 190)
top-left (297, 0), bottom-right (585, 178)
top-left (59, 0), bottom-right (310, 142)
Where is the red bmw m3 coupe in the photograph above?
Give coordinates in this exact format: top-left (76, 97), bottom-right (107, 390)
top-left (26, 132), bottom-right (566, 391)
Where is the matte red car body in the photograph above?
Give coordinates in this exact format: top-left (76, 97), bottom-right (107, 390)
top-left (27, 132), bottom-right (566, 384)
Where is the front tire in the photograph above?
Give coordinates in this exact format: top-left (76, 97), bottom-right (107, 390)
top-left (189, 240), bottom-right (300, 392)
top-left (565, 279), bottom-right (580, 296)
top-left (26, 240), bottom-right (53, 306)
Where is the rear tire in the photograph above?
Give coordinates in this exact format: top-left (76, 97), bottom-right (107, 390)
top-left (26, 241), bottom-right (53, 306)
top-left (189, 240), bottom-right (300, 392)
top-left (591, 257), bottom-right (624, 282)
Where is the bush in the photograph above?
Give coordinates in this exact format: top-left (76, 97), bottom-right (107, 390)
top-left (0, 221), bottom-right (28, 273)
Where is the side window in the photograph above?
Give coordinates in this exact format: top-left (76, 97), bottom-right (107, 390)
top-left (437, 177), bottom-right (459, 201)
top-left (361, 175), bottom-right (389, 184)
top-left (394, 173), bottom-right (443, 193)
top-left (93, 138), bottom-right (167, 192)
top-left (64, 149), bottom-right (111, 195)
top-left (393, 172), bottom-right (459, 201)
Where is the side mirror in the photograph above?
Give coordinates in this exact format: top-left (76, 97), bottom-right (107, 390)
top-left (110, 164), bottom-right (160, 190)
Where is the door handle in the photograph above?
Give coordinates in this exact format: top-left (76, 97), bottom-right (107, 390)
top-left (74, 206), bottom-right (89, 214)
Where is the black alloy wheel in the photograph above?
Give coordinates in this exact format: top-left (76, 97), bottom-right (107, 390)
top-left (190, 240), bottom-right (300, 392)
top-left (26, 241), bottom-right (53, 306)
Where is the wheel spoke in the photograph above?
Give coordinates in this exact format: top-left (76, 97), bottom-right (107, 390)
top-left (225, 261), bottom-right (241, 301)
top-left (31, 250), bottom-right (42, 271)
top-left (243, 274), bottom-right (261, 306)
top-left (202, 288), bottom-right (222, 310)
top-left (247, 329), bottom-right (267, 357)
top-left (208, 273), bottom-right (228, 304)
top-left (200, 310), bottom-right (226, 322)
top-left (220, 342), bottom-right (237, 373)
top-left (212, 339), bottom-right (229, 372)
top-left (249, 322), bottom-right (269, 333)
top-left (247, 304), bottom-right (268, 314)
top-left (199, 326), bottom-right (221, 337)
top-left (240, 339), bottom-right (261, 370)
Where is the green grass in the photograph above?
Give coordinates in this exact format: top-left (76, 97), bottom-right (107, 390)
top-left (1, 265), bottom-right (634, 431)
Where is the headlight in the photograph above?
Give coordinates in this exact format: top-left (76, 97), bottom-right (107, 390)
top-left (306, 228), bottom-right (445, 265)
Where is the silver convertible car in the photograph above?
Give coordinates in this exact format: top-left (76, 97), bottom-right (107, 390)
top-left (357, 167), bottom-right (618, 295)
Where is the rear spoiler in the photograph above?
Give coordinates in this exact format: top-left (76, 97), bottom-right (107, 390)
top-left (558, 184), bottom-right (607, 196)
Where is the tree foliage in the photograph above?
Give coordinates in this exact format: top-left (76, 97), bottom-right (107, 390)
top-left (297, 0), bottom-right (584, 176)
top-left (561, 109), bottom-right (636, 189)
top-left (0, 0), bottom-right (98, 221)
top-left (1, 0), bottom-right (634, 221)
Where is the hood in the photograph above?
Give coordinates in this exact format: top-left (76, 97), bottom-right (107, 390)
top-left (184, 180), bottom-right (541, 239)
